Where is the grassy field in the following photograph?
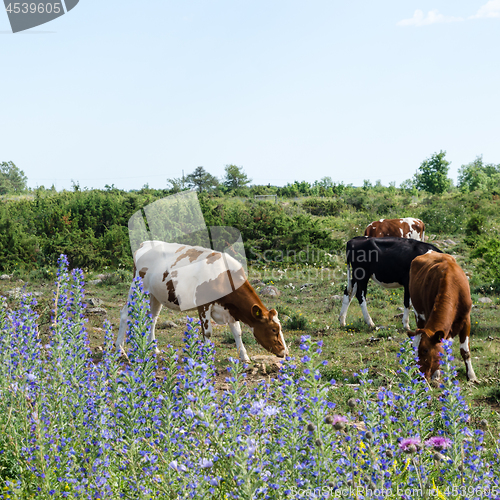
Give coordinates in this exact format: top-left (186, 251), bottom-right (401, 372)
top-left (3, 235), bottom-right (499, 436)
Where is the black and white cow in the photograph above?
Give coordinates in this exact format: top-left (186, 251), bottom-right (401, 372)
top-left (338, 237), bottom-right (442, 329)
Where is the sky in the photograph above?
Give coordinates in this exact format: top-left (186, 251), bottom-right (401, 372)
top-left (1, 0), bottom-right (500, 191)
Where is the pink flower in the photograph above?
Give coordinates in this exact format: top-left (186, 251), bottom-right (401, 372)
top-left (332, 415), bottom-right (348, 430)
top-left (425, 436), bottom-right (452, 451)
top-left (399, 437), bottom-right (421, 453)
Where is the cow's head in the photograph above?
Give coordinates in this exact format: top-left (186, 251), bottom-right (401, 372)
top-left (407, 329), bottom-right (445, 380)
top-left (251, 305), bottom-right (288, 358)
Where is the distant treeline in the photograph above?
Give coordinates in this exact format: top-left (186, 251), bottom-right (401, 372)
top-left (1, 185), bottom-right (500, 286)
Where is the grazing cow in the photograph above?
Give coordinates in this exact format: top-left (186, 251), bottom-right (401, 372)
top-left (364, 218), bottom-right (425, 241)
top-left (116, 241), bottom-right (288, 362)
top-left (408, 252), bottom-right (477, 382)
top-left (338, 237), bottom-right (442, 329)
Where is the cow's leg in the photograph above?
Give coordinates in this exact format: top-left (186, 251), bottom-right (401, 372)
top-left (339, 267), bottom-right (357, 326)
top-left (198, 304), bottom-right (213, 346)
top-left (459, 318), bottom-right (478, 383)
top-left (402, 287), bottom-right (411, 330)
top-left (116, 286), bottom-right (133, 354)
top-left (229, 320), bottom-right (250, 363)
top-left (149, 294), bottom-right (162, 354)
top-left (414, 309), bottom-right (426, 329)
top-left (356, 282), bottom-right (375, 328)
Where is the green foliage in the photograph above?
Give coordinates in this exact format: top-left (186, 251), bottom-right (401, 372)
top-left (166, 176), bottom-right (189, 194)
top-left (464, 213), bottom-right (487, 247)
top-left (400, 178), bottom-right (417, 195)
top-left (276, 180), bottom-right (345, 198)
top-left (186, 166), bottom-right (219, 193)
top-left (286, 313), bottom-right (308, 330)
top-left (0, 161), bottom-right (28, 194)
top-left (223, 164), bottom-right (251, 190)
top-left (414, 150), bottom-right (452, 194)
top-left (418, 197), bottom-right (468, 234)
top-left (472, 237), bottom-right (500, 287)
top-left (302, 198), bottom-right (345, 216)
top-left (458, 156), bottom-right (500, 193)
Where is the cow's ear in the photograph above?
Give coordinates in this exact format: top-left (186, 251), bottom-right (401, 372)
top-left (269, 309), bottom-right (278, 319)
top-left (431, 330), bottom-right (446, 344)
top-left (407, 328), bottom-right (423, 338)
top-left (252, 305), bottom-right (263, 320)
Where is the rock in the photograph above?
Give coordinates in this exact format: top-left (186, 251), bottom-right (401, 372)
top-left (397, 306), bottom-right (404, 311)
top-left (269, 362), bottom-right (282, 373)
top-left (219, 383), bottom-right (230, 391)
top-left (5, 288), bottom-right (23, 299)
top-left (159, 320), bottom-right (178, 329)
top-left (87, 307), bottom-right (107, 315)
top-left (300, 283), bottom-right (314, 290)
top-left (94, 346), bottom-right (103, 353)
top-left (251, 278), bottom-right (264, 285)
top-left (331, 295), bottom-right (343, 301)
top-left (17, 279), bottom-right (25, 284)
top-left (87, 297), bottom-right (103, 307)
top-left (251, 354), bottom-right (283, 363)
top-left (394, 313), bottom-right (404, 319)
top-left (33, 292), bottom-right (43, 297)
top-left (88, 279), bottom-right (102, 285)
top-left (260, 285), bottom-right (280, 297)
top-left (96, 274), bottom-right (110, 280)
top-left (260, 363), bottom-right (267, 375)
top-left (478, 297), bottom-right (493, 304)
top-left (352, 421), bottom-right (366, 431)
top-left (0, 274), bottom-right (11, 280)
top-left (444, 239), bottom-right (456, 246)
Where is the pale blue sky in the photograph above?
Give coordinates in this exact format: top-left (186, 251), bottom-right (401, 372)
top-left (1, 0), bottom-right (499, 190)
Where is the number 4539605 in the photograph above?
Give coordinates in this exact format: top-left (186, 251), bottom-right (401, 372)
top-left (5, 3), bottom-right (62, 14)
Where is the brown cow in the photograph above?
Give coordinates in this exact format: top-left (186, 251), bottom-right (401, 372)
top-left (364, 218), bottom-right (425, 241)
top-left (116, 241), bottom-right (288, 362)
top-left (407, 252), bottom-right (477, 382)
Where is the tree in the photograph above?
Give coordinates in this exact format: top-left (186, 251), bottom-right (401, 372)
top-left (0, 161), bottom-right (28, 195)
top-left (186, 166), bottom-right (219, 193)
top-left (167, 176), bottom-right (187, 194)
top-left (400, 178), bottom-right (417, 194)
top-left (457, 156), bottom-right (500, 193)
top-left (223, 164), bottom-right (251, 190)
top-left (414, 151), bottom-right (451, 194)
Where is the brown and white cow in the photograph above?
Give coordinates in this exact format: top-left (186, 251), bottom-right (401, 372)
top-left (408, 252), bottom-right (477, 382)
top-left (116, 241), bottom-right (288, 362)
top-left (364, 218), bottom-right (425, 241)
